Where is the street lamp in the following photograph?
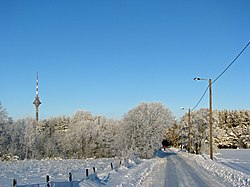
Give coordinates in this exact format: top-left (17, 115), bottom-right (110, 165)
top-left (194, 77), bottom-right (213, 160)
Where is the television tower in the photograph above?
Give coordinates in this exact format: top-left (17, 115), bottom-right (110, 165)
top-left (33, 71), bottom-right (41, 122)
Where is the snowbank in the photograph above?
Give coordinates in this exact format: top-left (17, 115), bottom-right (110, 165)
top-left (118, 158), bottom-right (159, 187)
top-left (194, 155), bottom-right (250, 187)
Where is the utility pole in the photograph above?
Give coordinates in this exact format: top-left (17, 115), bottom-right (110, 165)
top-left (188, 109), bottom-right (191, 153)
top-left (209, 79), bottom-right (213, 160)
top-left (194, 77), bottom-right (213, 160)
top-left (180, 107), bottom-right (191, 153)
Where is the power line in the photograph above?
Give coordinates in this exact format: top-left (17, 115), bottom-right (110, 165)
top-left (191, 41), bottom-right (250, 111)
top-left (213, 41), bottom-right (250, 84)
top-left (191, 86), bottom-right (209, 111)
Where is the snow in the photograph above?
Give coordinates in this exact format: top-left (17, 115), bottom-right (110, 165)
top-left (0, 157), bottom-right (159, 187)
top-left (215, 149), bottom-right (250, 175)
top-left (1, 149), bottom-right (250, 187)
top-left (143, 149), bottom-right (230, 187)
top-left (174, 148), bottom-right (250, 187)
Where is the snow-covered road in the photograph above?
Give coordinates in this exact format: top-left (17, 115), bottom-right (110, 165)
top-left (142, 149), bottom-right (236, 187)
top-left (164, 150), bottom-right (228, 187)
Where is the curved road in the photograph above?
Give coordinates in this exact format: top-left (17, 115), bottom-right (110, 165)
top-left (163, 150), bottom-right (230, 187)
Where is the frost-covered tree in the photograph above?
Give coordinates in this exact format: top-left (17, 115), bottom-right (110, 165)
top-left (90, 117), bottom-right (120, 158)
top-left (192, 109), bottom-right (218, 154)
top-left (120, 102), bottom-right (175, 159)
top-left (164, 121), bottom-right (182, 148)
top-left (3, 100), bottom-right (249, 160)
top-left (216, 110), bottom-right (250, 148)
top-left (8, 119), bottom-right (27, 159)
top-left (179, 108), bottom-right (219, 154)
top-left (70, 111), bottom-right (100, 158)
top-left (58, 111), bottom-right (119, 159)
top-left (0, 103), bottom-right (13, 157)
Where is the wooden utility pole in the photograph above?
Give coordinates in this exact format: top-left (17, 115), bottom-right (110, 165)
top-left (194, 77), bottom-right (213, 159)
top-left (209, 79), bottom-right (213, 160)
top-left (188, 109), bottom-right (191, 153)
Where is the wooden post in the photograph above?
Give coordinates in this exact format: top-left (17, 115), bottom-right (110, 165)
top-left (46, 175), bottom-right (50, 187)
top-left (69, 172), bottom-right (72, 181)
top-left (86, 169), bottom-right (89, 177)
top-left (195, 142), bottom-right (198, 154)
top-left (111, 163), bottom-right (113, 170)
top-left (13, 179), bottom-right (17, 187)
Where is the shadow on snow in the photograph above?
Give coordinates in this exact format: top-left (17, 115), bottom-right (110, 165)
top-left (17, 181), bottom-right (81, 187)
top-left (155, 150), bottom-right (177, 158)
top-left (17, 173), bottom-right (111, 187)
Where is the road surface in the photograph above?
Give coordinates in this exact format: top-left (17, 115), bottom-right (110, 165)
top-left (143, 149), bottom-right (231, 187)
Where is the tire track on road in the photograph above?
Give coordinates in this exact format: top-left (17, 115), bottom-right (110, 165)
top-left (164, 150), bottom-right (228, 187)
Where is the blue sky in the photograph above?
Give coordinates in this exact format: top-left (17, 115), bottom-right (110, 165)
top-left (0, 0), bottom-right (250, 120)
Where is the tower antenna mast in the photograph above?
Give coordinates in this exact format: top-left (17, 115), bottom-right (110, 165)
top-left (33, 71), bottom-right (41, 122)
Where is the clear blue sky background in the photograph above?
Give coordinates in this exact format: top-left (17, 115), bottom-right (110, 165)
top-left (0, 0), bottom-right (250, 120)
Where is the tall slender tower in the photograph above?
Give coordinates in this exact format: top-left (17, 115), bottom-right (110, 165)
top-left (33, 71), bottom-right (41, 122)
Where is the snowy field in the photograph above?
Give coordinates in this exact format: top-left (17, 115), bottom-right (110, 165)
top-left (0, 157), bottom-right (158, 187)
top-left (0, 149), bottom-right (250, 187)
top-left (215, 149), bottom-right (250, 175)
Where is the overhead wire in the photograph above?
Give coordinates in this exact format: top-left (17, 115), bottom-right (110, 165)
top-left (191, 86), bottom-right (209, 111)
top-left (191, 41), bottom-right (250, 111)
top-left (212, 41), bottom-right (250, 84)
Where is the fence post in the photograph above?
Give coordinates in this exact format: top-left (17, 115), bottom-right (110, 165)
top-left (111, 163), bottom-right (113, 170)
top-left (69, 172), bottom-right (72, 181)
top-left (86, 169), bottom-right (89, 177)
top-left (13, 179), bottom-right (17, 187)
top-left (46, 174), bottom-right (50, 187)
top-left (93, 167), bottom-right (96, 173)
